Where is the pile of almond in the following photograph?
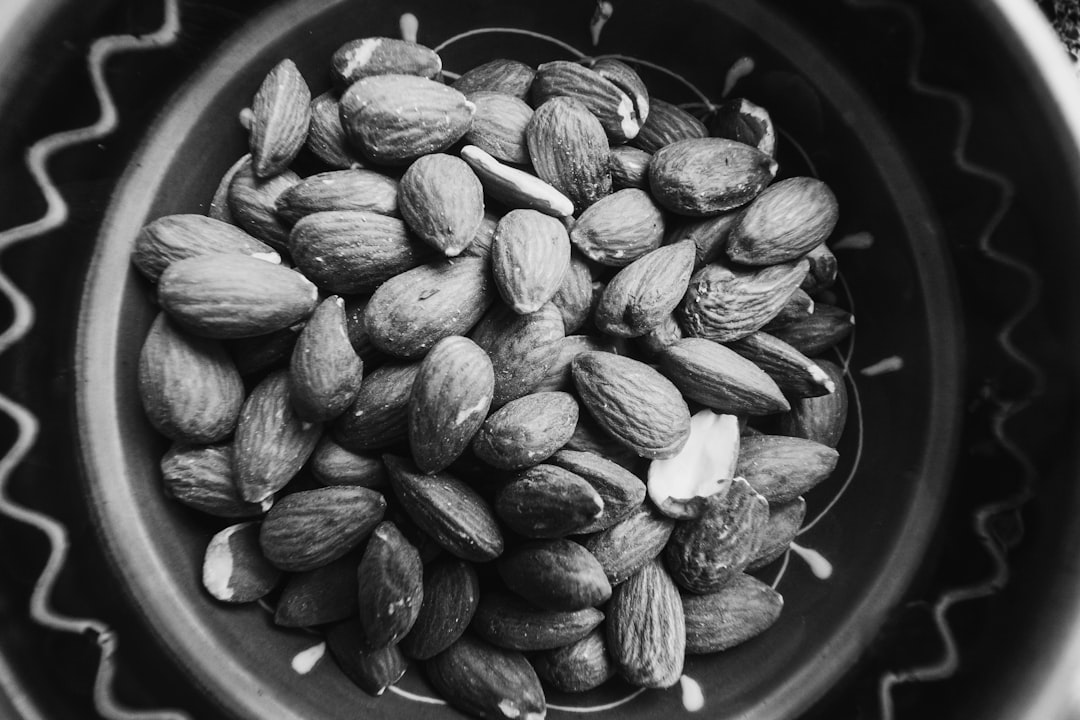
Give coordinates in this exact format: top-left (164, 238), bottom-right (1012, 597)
top-left (134, 34), bottom-right (854, 719)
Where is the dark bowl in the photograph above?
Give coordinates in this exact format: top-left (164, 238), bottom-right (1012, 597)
top-left (62, 0), bottom-right (1080, 719)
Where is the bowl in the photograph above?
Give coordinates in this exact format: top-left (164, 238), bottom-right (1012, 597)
top-left (57, 0), bottom-right (1080, 719)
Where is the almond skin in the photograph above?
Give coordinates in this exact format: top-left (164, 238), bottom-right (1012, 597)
top-left (334, 361), bottom-right (420, 452)
top-left (495, 464), bottom-right (603, 538)
top-left (472, 591), bottom-right (604, 651)
top-left (157, 253), bottom-right (318, 339)
top-left (726, 177), bottom-right (840, 265)
top-left (357, 521), bottom-right (424, 650)
top-left (160, 443), bottom-right (268, 518)
top-left (341, 74), bottom-right (475, 164)
top-left (492, 209), bottom-right (571, 315)
top-left (460, 144), bottom-right (575, 219)
top-left (735, 434), bottom-right (839, 503)
top-left (259, 486), bottom-right (386, 571)
top-left (399, 153), bottom-right (485, 257)
top-left (778, 359), bottom-right (849, 448)
top-left (768, 303), bottom-right (855, 357)
top-left (571, 351), bottom-right (691, 459)
top-left (132, 214), bottom-right (279, 282)
top-left (364, 258), bottom-right (496, 360)
top-left (727, 331), bottom-right (836, 399)
top-left (683, 573), bottom-right (784, 653)
top-left (233, 369), bottom-right (323, 503)
top-left (548, 448), bottom-right (646, 533)
top-left (327, 618), bottom-right (407, 696)
top-left (275, 169), bottom-right (398, 225)
top-left (497, 539), bottom-right (611, 611)
top-left (582, 504), bottom-right (674, 585)
top-left (749, 497), bottom-right (807, 570)
top-left (426, 634), bottom-right (546, 720)
top-left (227, 157), bottom-right (299, 251)
top-left (331, 36), bottom-right (442, 89)
top-left (464, 91), bottom-right (533, 165)
top-left (610, 145), bottom-right (652, 190)
top-left (202, 522), bottom-right (282, 603)
top-left (408, 336), bottom-right (494, 473)
top-left (659, 338), bottom-right (789, 415)
top-left (471, 302), bottom-right (565, 408)
top-left (631, 97), bottom-right (707, 153)
top-left (532, 629), bottom-right (615, 693)
top-left (290, 296), bottom-right (363, 421)
top-left (452, 58), bottom-right (536, 99)
top-left (569, 188), bottom-right (665, 267)
top-left (309, 436), bottom-right (387, 488)
top-left (472, 392), bottom-right (579, 470)
top-left (527, 96), bottom-right (612, 212)
top-left (649, 137), bottom-right (777, 216)
top-left (138, 313), bottom-right (244, 444)
top-left (532, 60), bottom-right (645, 143)
top-left (594, 239), bottom-right (696, 337)
top-left (606, 558), bottom-right (685, 688)
top-left (274, 556), bottom-right (359, 627)
top-left (248, 58), bottom-right (311, 178)
top-left (307, 91), bottom-right (362, 169)
top-left (400, 559), bottom-right (480, 660)
top-left (550, 257), bottom-right (595, 334)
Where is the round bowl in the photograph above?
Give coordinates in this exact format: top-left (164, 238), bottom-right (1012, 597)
top-left (64, 0), bottom-right (1079, 719)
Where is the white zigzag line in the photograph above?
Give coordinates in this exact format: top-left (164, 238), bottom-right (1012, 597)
top-left (844, 2), bottom-right (1042, 718)
top-left (0, 1), bottom-right (192, 718)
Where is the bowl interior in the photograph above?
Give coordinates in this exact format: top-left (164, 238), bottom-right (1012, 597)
top-left (77, 0), bottom-right (962, 718)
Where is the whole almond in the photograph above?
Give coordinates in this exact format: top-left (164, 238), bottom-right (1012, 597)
top-left (571, 351), bottom-right (691, 459)
top-left (460, 145), bottom-right (575, 219)
top-left (158, 254), bottom-right (318, 339)
top-left (259, 486), bottom-right (386, 571)
top-left (399, 153), bottom-right (485, 257)
top-left (333, 361), bottom-right (420, 452)
top-left (384, 455), bottom-right (504, 562)
top-left (408, 336), bottom-right (494, 473)
top-left (587, 57), bottom-right (650, 129)
top-left (680, 259), bottom-right (810, 343)
top-left (202, 522), bottom-right (282, 603)
top-left (582, 504), bottom-right (674, 585)
top-left (497, 539), bottom-right (611, 611)
top-left (726, 177), bottom-right (839, 265)
top-left (452, 58), bottom-right (536, 99)
top-left (532, 60), bottom-right (644, 142)
top-left (649, 137), bottom-right (777, 216)
top-left (631, 97), bottom-right (707, 153)
top-left (768, 303), bottom-right (855, 357)
top-left (132, 214), bottom-right (279, 282)
top-left (426, 634), bottom-right (546, 720)
top-left (727, 331), bottom-right (836, 398)
top-left (365, 258), bottom-right (496, 359)
top-left (248, 58), bottom-right (311, 178)
top-left (161, 443), bottom-right (269, 518)
top-left (327, 618), bottom-right (407, 696)
top-left (594, 239), bottom-right (695, 337)
top-left (307, 91), bottom-right (362, 169)
top-left (532, 629), bottom-right (615, 693)
top-left (527, 96), bottom-right (612, 212)
top-left (778, 359), bottom-right (848, 447)
top-left (610, 145), bottom-right (651, 190)
top-left (276, 169), bottom-right (398, 225)
top-left (492, 209), bottom-right (571, 314)
top-left (683, 573), bottom-right (783, 653)
top-left (472, 591), bottom-right (604, 651)
top-left (341, 74), bottom-right (475, 164)
top-left (569, 188), bottom-right (665, 266)
top-left (233, 369), bottom-right (322, 503)
top-left (735, 434), bottom-right (839, 503)
top-left (274, 556), bottom-right (359, 627)
top-left (471, 302), bottom-right (564, 408)
top-left (331, 37), bottom-right (442, 88)
top-left (138, 313), bottom-right (244, 444)
top-left (550, 257), bottom-right (595, 334)
top-left (310, 436), bottom-right (387, 488)
top-left (548, 449), bottom-right (645, 533)
top-left (472, 392), bottom-right (578, 470)
top-left (659, 338), bottom-right (789, 415)
top-left (665, 477), bottom-right (769, 594)
top-left (495, 464), bottom-right (603, 538)
top-left (357, 521), bottom-right (424, 649)
top-left (227, 157), bottom-right (299, 251)
top-left (749, 497), bottom-right (807, 570)
top-left (465, 91), bottom-right (533, 165)
top-left (607, 558), bottom-right (685, 688)
top-left (290, 296), bottom-right (363, 421)
top-left (289, 211), bottom-right (432, 294)
top-left (400, 559), bottom-right (480, 660)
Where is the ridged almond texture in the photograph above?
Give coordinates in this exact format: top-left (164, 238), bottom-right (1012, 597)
top-left (606, 558), bottom-right (685, 688)
top-left (735, 434), bottom-right (839, 504)
top-left (161, 443), bottom-right (268, 518)
top-left (464, 91), bottom-right (533, 165)
top-left (532, 60), bottom-right (644, 143)
top-left (132, 214), bottom-right (279, 282)
top-left (233, 369), bottom-right (323, 503)
top-left (289, 210), bottom-right (432, 294)
top-left (340, 74), bottom-right (475, 164)
top-left (364, 257), bottom-right (496, 359)
top-left (452, 58), bottom-right (536, 99)
top-left (408, 336), bottom-right (494, 473)
top-left (595, 239), bottom-right (696, 337)
top-left (631, 98), bottom-right (707, 154)
top-left (492, 209), bottom-right (571, 314)
top-left (569, 188), bottom-right (665, 267)
top-left (307, 91), bottom-right (362, 169)
top-left (526, 96), bottom-right (612, 212)
top-left (571, 351), bottom-right (690, 459)
top-left (227, 157), bottom-right (299, 251)
top-left (137, 313), bottom-right (244, 444)
top-left (333, 362), bottom-right (420, 452)
top-left (289, 296), bottom-right (363, 421)
top-left (400, 559), bottom-right (479, 660)
top-left (472, 392), bottom-right (579, 471)
top-left (158, 253), bottom-right (318, 339)
top-left (649, 137), bottom-right (777, 216)
top-left (357, 521), bottom-right (424, 649)
top-left (683, 573), bottom-right (783, 654)
top-left (426, 635), bottom-right (546, 720)
top-left (470, 302), bottom-right (565, 408)
top-left (275, 169), bottom-right (398, 225)
top-left (399, 153), bottom-right (485, 257)
top-left (726, 177), bottom-right (839, 265)
top-left (330, 37), bottom-right (442, 88)
top-left (659, 338), bottom-right (790, 415)
top-left (249, 58), bottom-right (311, 178)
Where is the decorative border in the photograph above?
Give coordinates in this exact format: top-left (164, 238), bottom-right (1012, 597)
top-left (0, 0), bottom-right (194, 718)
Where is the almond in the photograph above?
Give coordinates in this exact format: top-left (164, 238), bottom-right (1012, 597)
top-left (749, 497), bottom-right (807, 570)
top-left (606, 558), bottom-right (685, 688)
top-left (202, 521), bottom-right (282, 603)
top-left (275, 169), bottom-right (398, 225)
top-left (708, 97), bottom-right (777, 156)
top-left (492, 209), bottom-right (571, 314)
top-left (526, 96), bottom-right (612, 212)
top-left (594, 239), bottom-right (695, 337)
top-left (550, 257), bottom-right (595, 334)
top-left (290, 296), bottom-right (363, 421)
top-left (801, 242), bottom-right (839, 293)
top-left (494, 464), bottom-right (603, 538)
top-left (333, 361), bottom-right (420, 452)
top-left (471, 301), bottom-right (564, 408)
top-left (307, 91), bottom-right (363, 169)
top-left (735, 435), bottom-right (838, 504)
top-left (726, 177), bottom-right (839, 265)
top-left (259, 486), bottom-right (386, 571)
top-left (768, 303), bottom-right (855, 357)
top-left (426, 634), bottom-right (546, 720)
top-left (498, 539), bottom-right (611, 611)
top-left (647, 410), bottom-right (740, 519)
top-left (659, 338), bottom-right (789, 415)
top-left (532, 629), bottom-right (614, 693)
top-left (327, 618), bottom-right (407, 696)
top-left (532, 60), bottom-right (644, 142)
top-left (682, 573), bottom-right (783, 653)
top-left (399, 153), bottom-right (485, 257)
top-left (274, 556), bottom-right (359, 627)
top-left (132, 214), bottom-right (279, 282)
top-left (777, 359), bottom-right (848, 447)
top-left (408, 336), bottom-right (494, 473)
top-left (582, 505), bottom-right (674, 585)
top-left (727, 331), bottom-right (836, 398)
top-left (357, 520), bottom-right (424, 649)
top-left (465, 91), bottom-right (533, 165)
top-left (548, 448), bottom-right (645, 533)
top-left (400, 559), bottom-right (480, 660)
top-left (631, 97), bottom-right (707, 153)
top-left (610, 145), bottom-right (651, 190)
top-left (226, 326), bottom-right (300, 377)
top-left (649, 137), bottom-right (777, 216)
top-left (160, 442), bottom-right (268, 518)
top-left (227, 157), bottom-right (299, 251)
top-left (471, 392), bottom-right (578, 470)
top-left (248, 58), bottom-right (311, 178)
top-left (472, 591), bottom-right (603, 651)
top-left (452, 58), bottom-right (536, 99)
top-left (666, 212), bottom-right (740, 268)
top-left (331, 37), bottom-right (442, 89)
top-left (569, 188), bottom-right (665, 266)
top-left (532, 335), bottom-right (611, 394)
